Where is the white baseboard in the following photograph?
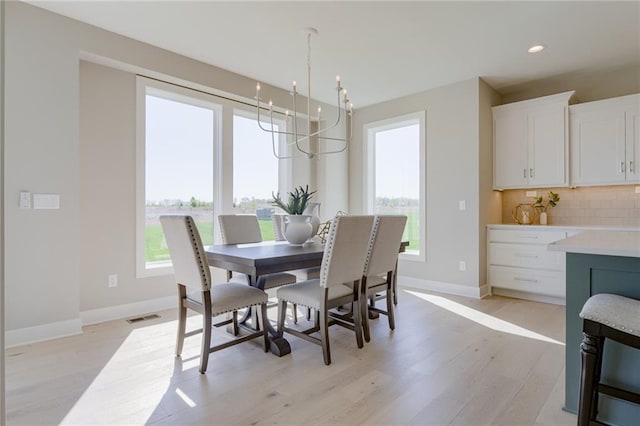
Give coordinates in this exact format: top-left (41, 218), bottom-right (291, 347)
top-left (6, 296), bottom-right (177, 348)
top-left (491, 287), bottom-right (565, 305)
top-left (80, 295), bottom-right (176, 326)
top-left (6, 318), bottom-right (82, 348)
top-left (398, 275), bottom-right (489, 299)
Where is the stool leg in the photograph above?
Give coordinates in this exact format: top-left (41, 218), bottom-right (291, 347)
top-left (590, 336), bottom-right (605, 421)
top-left (578, 332), bottom-right (600, 426)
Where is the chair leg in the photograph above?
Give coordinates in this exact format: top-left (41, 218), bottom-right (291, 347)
top-left (306, 307), bottom-right (312, 321)
top-left (578, 331), bottom-right (600, 426)
top-left (232, 311), bottom-right (239, 336)
top-left (277, 299), bottom-right (287, 336)
top-left (386, 272), bottom-right (396, 331)
top-left (199, 311), bottom-right (212, 374)
top-left (319, 306), bottom-right (331, 365)
top-left (353, 300), bottom-right (364, 349)
top-left (292, 303), bottom-right (298, 324)
top-left (386, 287), bottom-right (396, 331)
top-left (258, 303), bottom-right (270, 352)
top-left (361, 283), bottom-right (371, 343)
top-left (176, 286), bottom-right (187, 357)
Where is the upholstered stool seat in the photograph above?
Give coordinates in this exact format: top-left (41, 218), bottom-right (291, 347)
top-left (577, 293), bottom-right (640, 426)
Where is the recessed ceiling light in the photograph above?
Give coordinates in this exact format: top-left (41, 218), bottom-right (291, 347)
top-left (528, 44), bottom-right (545, 54)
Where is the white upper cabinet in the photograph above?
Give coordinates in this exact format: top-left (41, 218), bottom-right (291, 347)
top-left (570, 94), bottom-right (640, 186)
top-left (493, 91), bottom-right (574, 189)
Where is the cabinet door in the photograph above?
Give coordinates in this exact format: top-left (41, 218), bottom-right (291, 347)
top-left (528, 103), bottom-right (567, 187)
top-left (570, 107), bottom-right (626, 185)
top-left (494, 109), bottom-right (528, 189)
top-left (626, 102), bottom-right (640, 183)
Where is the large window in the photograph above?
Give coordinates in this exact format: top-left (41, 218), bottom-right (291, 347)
top-left (365, 111), bottom-right (425, 258)
top-left (136, 78), bottom-right (220, 276)
top-left (232, 111), bottom-right (285, 241)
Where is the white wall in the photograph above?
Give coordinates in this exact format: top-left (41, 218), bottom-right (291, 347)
top-left (351, 78), bottom-right (500, 297)
top-left (4, 2), bottom-right (345, 344)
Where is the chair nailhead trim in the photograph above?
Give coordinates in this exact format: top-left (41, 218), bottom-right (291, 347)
top-left (363, 216), bottom-right (380, 275)
top-left (185, 217), bottom-right (211, 291)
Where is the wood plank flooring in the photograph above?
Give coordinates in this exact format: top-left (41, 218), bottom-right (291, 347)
top-left (5, 287), bottom-right (576, 425)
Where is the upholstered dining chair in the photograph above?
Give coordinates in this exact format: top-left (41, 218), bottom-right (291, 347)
top-left (271, 213), bottom-right (319, 323)
top-left (219, 214), bottom-right (297, 289)
top-left (160, 215), bottom-right (269, 374)
top-left (276, 215), bottom-right (375, 365)
top-left (360, 215), bottom-right (407, 343)
top-left (272, 214), bottom-right (320, 280)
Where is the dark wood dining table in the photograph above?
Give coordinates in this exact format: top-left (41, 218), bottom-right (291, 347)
top-left (205, 239), bottom-right (409, 356)
top-left (205, 241), bottom-right (324, 356)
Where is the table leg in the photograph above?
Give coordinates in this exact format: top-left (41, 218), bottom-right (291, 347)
top-left (235, 273), bottom-right (292, 357)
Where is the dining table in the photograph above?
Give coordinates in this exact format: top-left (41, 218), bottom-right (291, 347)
top-left (205, 239), bottom-right (409, 356)
top-left (205, 240), bottom-right (323, 356)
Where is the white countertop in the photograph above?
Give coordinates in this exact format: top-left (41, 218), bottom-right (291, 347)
top-left (547, 230), bottom-right (640, 258)
top-left (487, 224), bottom-right (640, 232)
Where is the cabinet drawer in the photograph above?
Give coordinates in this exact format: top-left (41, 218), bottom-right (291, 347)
top-left (489, 265), bottom-right (565, 297)
top-left (489, 243), bottom-right (565, 271)
top-left (489, 229), bottom-right (566, 244)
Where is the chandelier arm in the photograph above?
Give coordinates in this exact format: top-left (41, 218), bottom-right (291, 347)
top-left (254, 28), bottom-right (351, 159)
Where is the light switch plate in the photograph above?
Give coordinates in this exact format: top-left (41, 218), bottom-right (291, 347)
top-left (19, 191), bottom-right (31, 209)
top-left (635, 186), bottom-right (640, 194)
top-left (33, 194), bottom-right (60, 209)
top-left (459, 200), bottom-right (466, 211)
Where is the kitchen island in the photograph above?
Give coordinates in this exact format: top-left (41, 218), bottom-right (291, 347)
top-left (548, 231), bottom-right (640, 425)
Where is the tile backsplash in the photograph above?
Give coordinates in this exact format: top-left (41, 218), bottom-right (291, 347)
top-left (501, 185), bottom-right (640, 227)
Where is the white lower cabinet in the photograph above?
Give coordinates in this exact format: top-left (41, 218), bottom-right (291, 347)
top-left (488, 227), bottom-right (567, 303)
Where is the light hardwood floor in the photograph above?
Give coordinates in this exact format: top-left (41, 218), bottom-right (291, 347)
top-left (6, 287), bottom-right (577, 425)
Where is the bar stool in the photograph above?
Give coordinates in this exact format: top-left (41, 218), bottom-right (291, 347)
top-left (578, 293), bottom-right (640, 426)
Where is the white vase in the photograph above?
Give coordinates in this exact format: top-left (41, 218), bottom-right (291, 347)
top-left (282, 215), bottom-right (313, 245)
top-left (540, 211), bottom-right (548, 225)
top-left (302, 202), bottom-right (321, 238)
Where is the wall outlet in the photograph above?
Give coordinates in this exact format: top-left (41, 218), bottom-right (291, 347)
top-left (108, 274), bottom-right (118, 288)
top-left (635, 186), bottom-right (640, 194)
top-left (459, 261), bottom-right (466, 272)
top-left (526, 190), bottom-right (537, 197)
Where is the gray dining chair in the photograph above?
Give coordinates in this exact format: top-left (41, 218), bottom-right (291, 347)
top-left (160, 215), bottom-right (269, 374)
top-left (219, 214), bottom-right (297, 289)
top-left (272, 213), bottom-right (319, 323)
top-left (360, 215), bottom-right (407, 342)
top-left (276, 215), bottom-right (375, 365)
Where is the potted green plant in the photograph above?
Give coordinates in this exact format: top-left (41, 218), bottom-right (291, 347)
top-left (272, 185), bottom-right (317, 245)
top-left (272, 185), bottom-right (316, 215)
top-left (533, 191), bottom-right (560, 225)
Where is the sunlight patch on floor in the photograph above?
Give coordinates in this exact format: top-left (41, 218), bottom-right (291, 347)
top-left (406, 290), bottom-right (564, 345)
top-left (59, 323), bottom-right (181, 425)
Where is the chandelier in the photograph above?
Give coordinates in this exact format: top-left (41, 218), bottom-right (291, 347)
top-left (255, 28), bottom-right (353, 159)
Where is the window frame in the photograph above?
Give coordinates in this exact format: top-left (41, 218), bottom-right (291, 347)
top-left (363, 110), bottom-right (426, 261)
top-left (135, 76), bottom-right (223, 278)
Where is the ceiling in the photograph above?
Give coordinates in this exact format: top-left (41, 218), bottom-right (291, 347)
top-left (27, 1), bottom-right (640, 108)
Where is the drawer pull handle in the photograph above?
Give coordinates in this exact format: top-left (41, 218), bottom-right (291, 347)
top-left (514, 277), bottom-right (538, 283)
top-left (515, 254), bottom-right (539, 258)
top-left (516, 234), bottom-right (539, 239)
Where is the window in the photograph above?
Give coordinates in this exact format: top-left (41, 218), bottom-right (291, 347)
top-left (232, 110), bottom-right (285, 241)
top-left (136, 77), bottom-right (220, 276)
top-left (364, 111), bottom-right (425, 258)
